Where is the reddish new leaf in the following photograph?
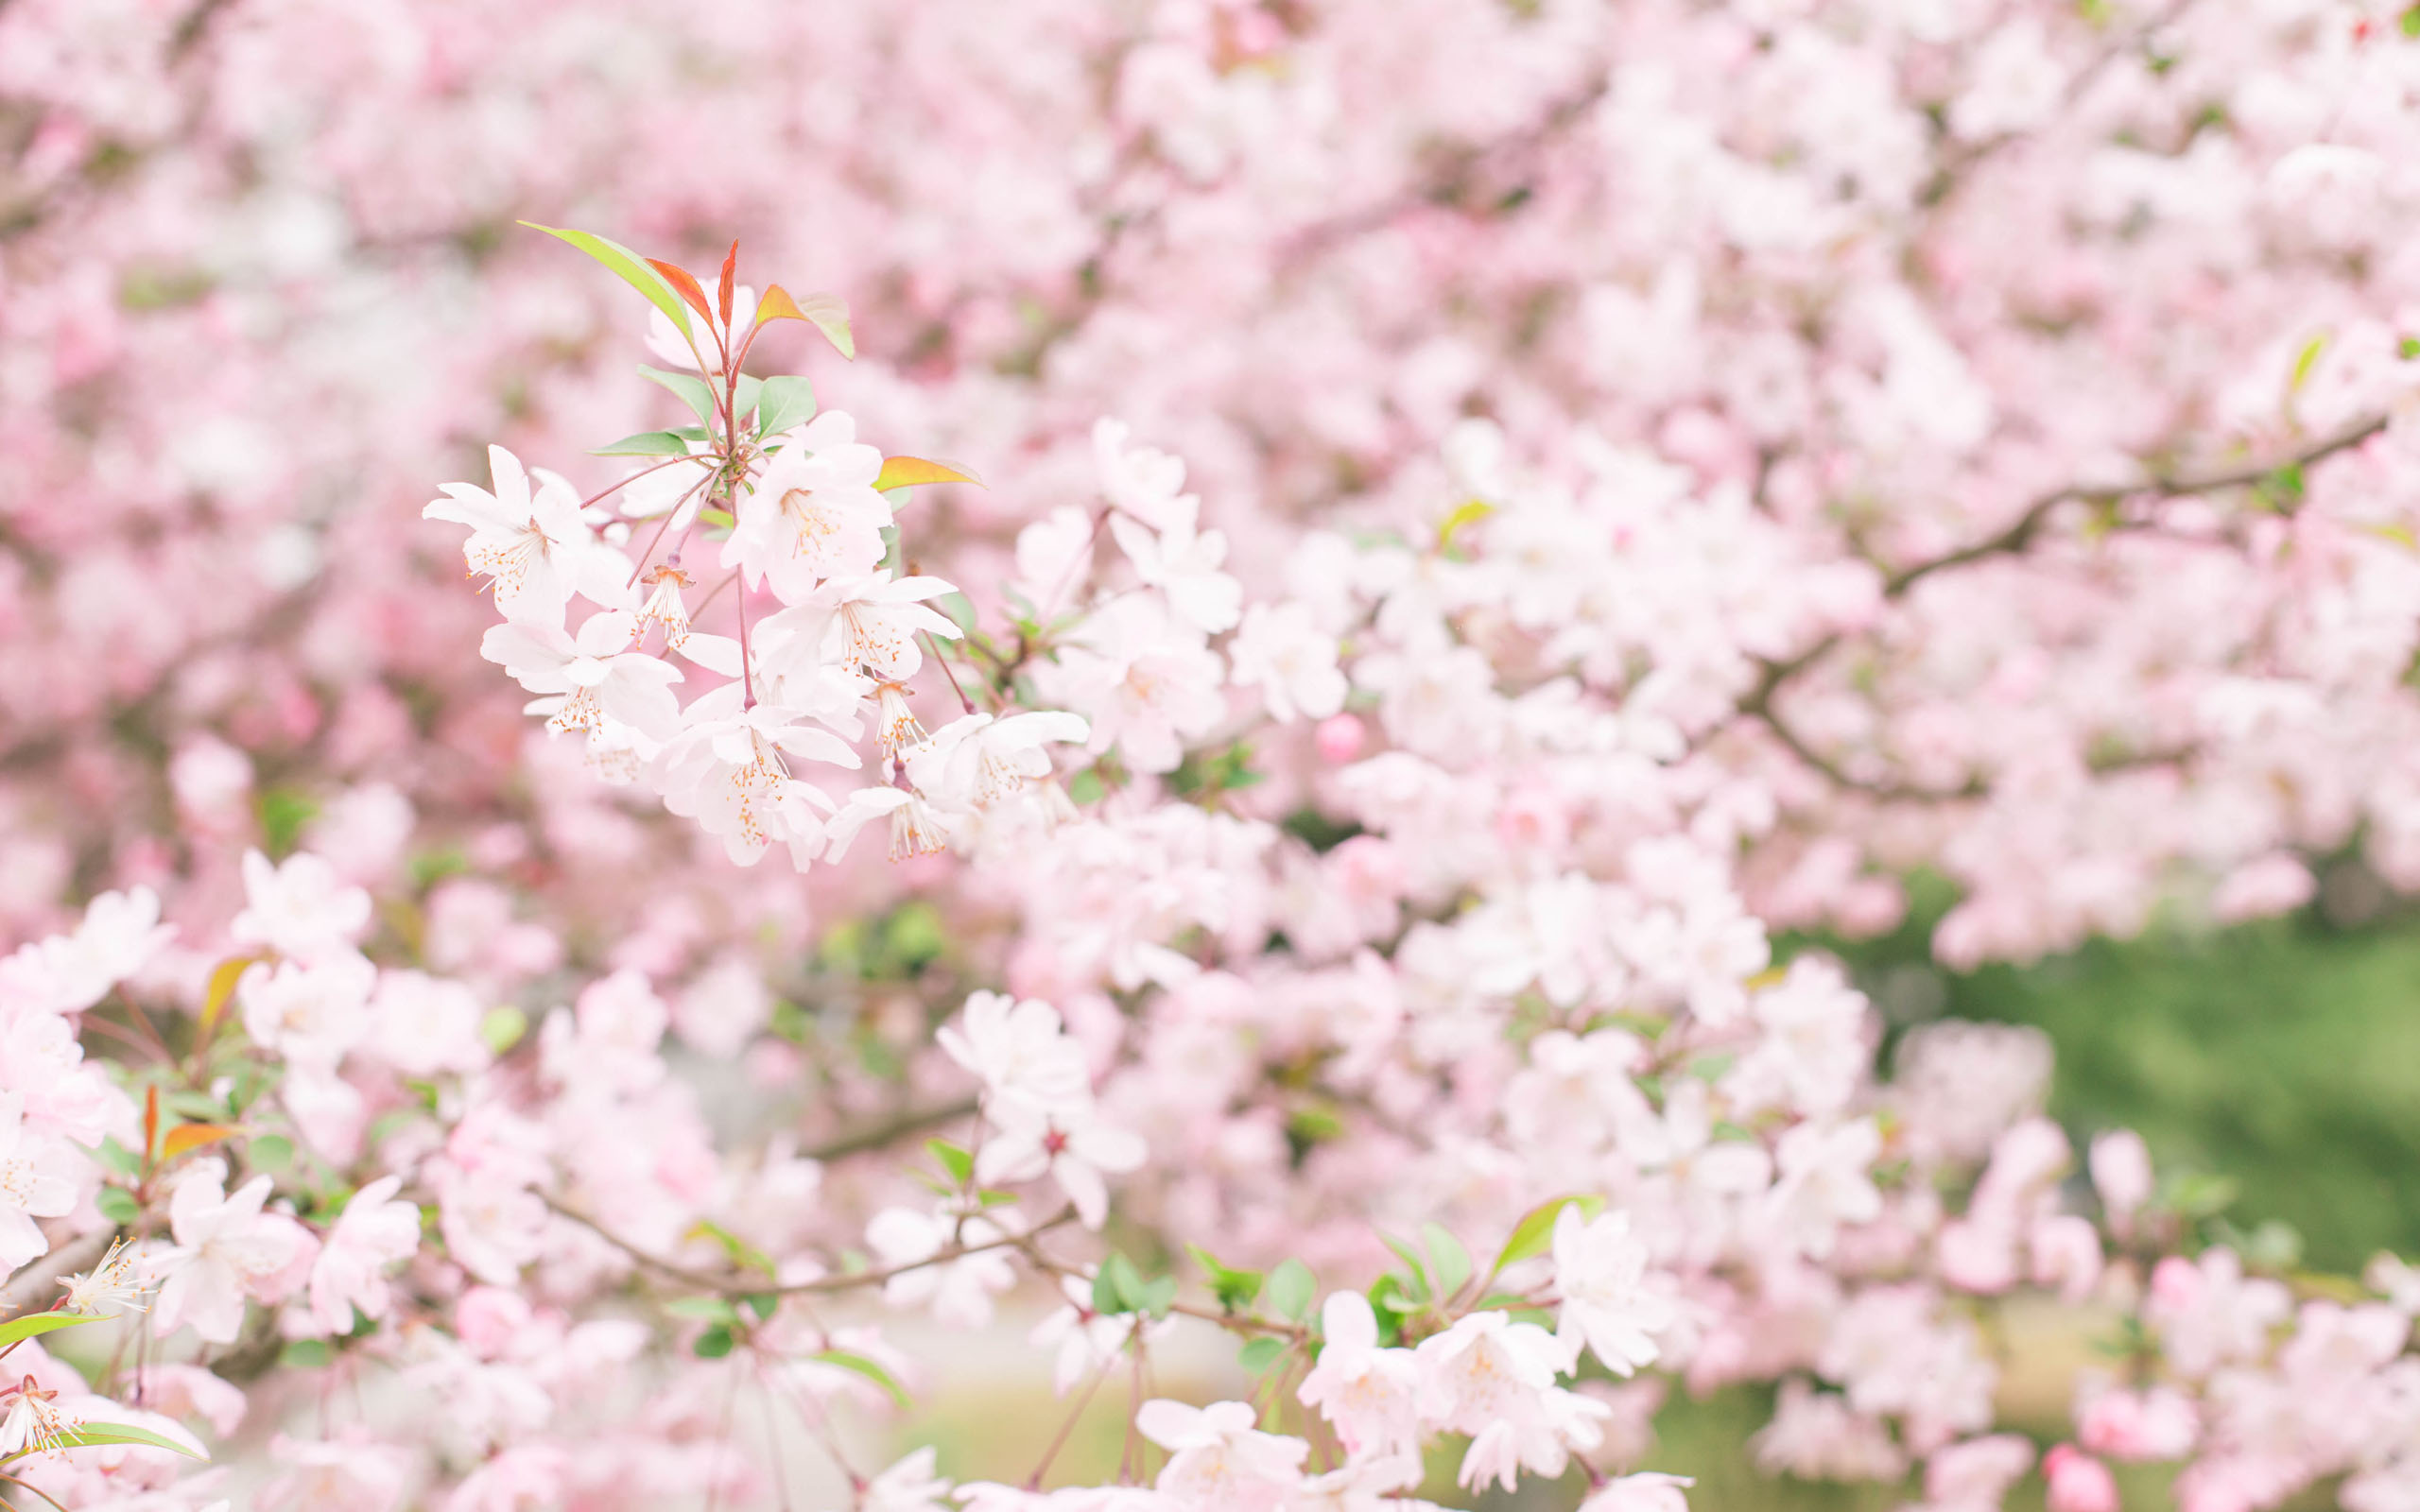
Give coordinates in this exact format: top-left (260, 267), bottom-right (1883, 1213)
top-left (161, 1124), bottom-right (238, 1160)
top-left (717, 242), bottom-right (738, 327)
top-left (874, 455), bottom-right (983, 492)
top-left (647, 259), bottom-right (715, 323)
top-left (754, 284), bottom-right (855, 359)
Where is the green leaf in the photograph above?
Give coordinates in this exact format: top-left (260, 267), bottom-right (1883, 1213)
top-left (257, 787), bottom-right (317, 859)
top-left (811, 1349), bottom-right (911, 1408)
top-left (522, 222), bottom-right (693, 342)
top-left (96, 1137), bottom-right (139, 1177)
top-left (0, 1312), bottom-right (104, 1349)
top-left (2404, 3), bottom-right (2420, 36)
top-left (1265, 1258), bottom-right (1315, 1321)
top-left (1436, 496), bottom-right (1494, 551)
top-left (1187, 1244), bottom-right (1264, 1313)
top-left (743, 1293), bottom-right (780, 1322)
top-left (250, 1134), bottom-right (295, 1172)
top-left (591, 430), bottom-right (693, 457)
top-left (27, 1421), bottom-right (206, 1462)
top-left (926, 1140), bottom-right (974, 1186)
top-left (1098, 1252), bottom-right (1149, 1315)
top-left (279, 1338), bottom-right (334, 1369)
top-left (1423, 1222), bottom-right (1472, 1298)
top-left (1236, 1336), bottom-right (1287, 1374)
top-left (1137, 1275), bottom-right (1178, 1319)
top-left (479, 1005), bottom-right (528, 1057)
top-left (1380, 1233), bottom-right (1430, 1294)
top-left (686, 1219), bottom-right (777, 1278)
top-left (1367, 1274), bottom-right (1409, 1344)
top-left (693, 1325), bottom-right (735, 1359)
top-left (1491, 1194), bottom-right (1602, 1276)
top-left (734, 374), bottom-right (764, 430)
top-left (2290, 332), bottom-right (2330, 397)
top-left (637, 365), bottom-right (719, 428)
top-left (95, 1187), bottom-right (140, 1226)
top-left (664, 1297), bottom-right (741, 1325)
top-left (753, 375), bottom-right (818, 438)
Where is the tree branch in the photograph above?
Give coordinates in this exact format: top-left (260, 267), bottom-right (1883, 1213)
top-left (1741, 413), bottom-right (2387, 799)
top-left (803, 1097), bottom-right (977, 1163)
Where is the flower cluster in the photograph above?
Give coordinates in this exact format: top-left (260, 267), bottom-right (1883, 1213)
top-left (8, 3), bottom-right (2420, 1512)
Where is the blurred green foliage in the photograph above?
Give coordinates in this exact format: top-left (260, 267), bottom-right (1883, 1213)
top-left (1809, 876), bottom-right (2420, 1274)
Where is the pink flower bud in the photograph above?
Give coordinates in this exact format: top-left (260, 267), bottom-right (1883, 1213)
top-left (2045, 1445), bottom-right (2119, 1512)
top-left (1314, 713), bottom-right (1365, 764)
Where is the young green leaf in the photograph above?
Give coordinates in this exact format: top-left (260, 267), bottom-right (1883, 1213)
top-left (926, 1139), bottom-right (975, 1186)
top-left (663, 1296), bottom-right (741, 1325)
top-left (1187, 1244), bottom-right (1264, 1313)
top-left (1491, 1194), bottom-right (1603, 1276)
top-left (1236, 1336), bottom-right (1288, 1374)
top-left (1379, 1233), bottom-right (1431, 1301)
top-left (693, 1325), bottom-right (735, 1359)
top-left (591, 430), bottom-right (694, 457)
top-left (1265, 1258), bottom-right (1315, 1321)
top-left (0, 1311), bottom-right (104, 1349)
top-left (26, 1421), bottom-right (207, 1463)
top-left (753, 375), bottom-right (818, 438)
top-left (636, 365), bottom-right (719, 428)
top-left (811, 1349), bottom-right (911, 1408)
top-left (95, 1187), bottom-right (140, 1226)
top-left (1422, 1222), bottom-right (1473, 1298)
top-left (520, 223), bottom-right (693, 342)
top-left (734, 374), bottom-right (764, 431)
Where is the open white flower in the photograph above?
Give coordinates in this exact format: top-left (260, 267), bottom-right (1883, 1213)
top-left (1110, 494), bottom-right (1241, 635)
top-left (723, 411), bottom-right (890, 597)
top-left (481, 609), bottom-right (685, 745)
top-left (154, 1168), bottom-right (300, 1344)
top-left (906, 711), bottom-right (1090, 809)
top-left (821, 784), bottom-right (958, 864)
top-left (424, 445), bottom-right (629, 622)
top-left (230, 850), bottom-right (372, 963)
top-left (1551, 1206), bottom-right (1672, 1377)
top-left (976, 1098), bottom-right (1146, 1229)
top-left (0, 1093), bottom-right (76, 1270)
top-left (757, 572), bottom-right (962, 682)
top-left (654, 690), bottom-right (859, 866)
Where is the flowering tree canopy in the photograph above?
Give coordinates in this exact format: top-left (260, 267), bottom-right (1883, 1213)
top-left (5, 1), bottom-right (2420, 1510)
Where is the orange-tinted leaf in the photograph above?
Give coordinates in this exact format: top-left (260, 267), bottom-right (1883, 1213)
top-left (717, 242), bottom-right (738, 327)
top-left (647, 260), bottom-right (715, 323)
top-left (874, 455), bottom-right (983, 492)
top-left (143, 1087), bottom-right (159, 1162)
top-left (199, 954), bottom-right (259, 1036)
top-left (755, 284), bottom-right (854, 359)
top-left (161, 1124), bottom-right (238, 1160)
